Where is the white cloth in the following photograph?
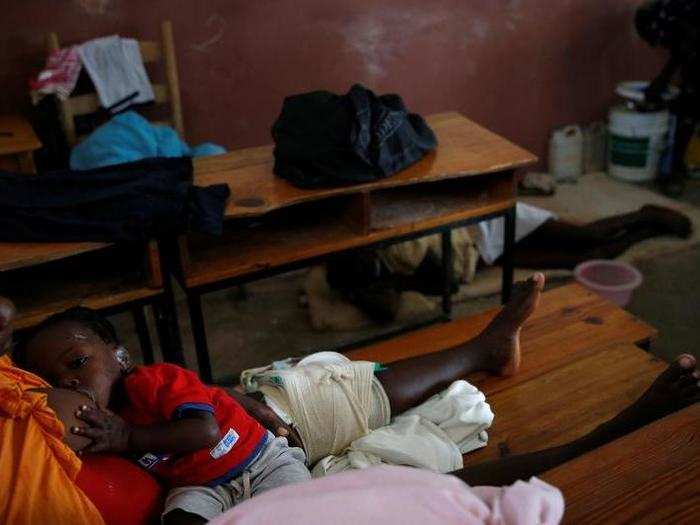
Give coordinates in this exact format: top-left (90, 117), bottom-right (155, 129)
top-left (312, 379), bottom-right (492, 477)
top-left (475, 202), bottom-right (557, 265)
top-left (241, 352), bottom-right (494, 476)
top-left (78, 36), bottom-right (154, 112)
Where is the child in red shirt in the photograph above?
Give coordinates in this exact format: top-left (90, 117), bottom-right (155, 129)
top-left (17, 307), bottom-right (310, 524)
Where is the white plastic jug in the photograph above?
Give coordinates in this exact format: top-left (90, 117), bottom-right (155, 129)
top-left (583, 122), bottom-right (607, 174)
top-left (549, 125), bottom-right (583, 182)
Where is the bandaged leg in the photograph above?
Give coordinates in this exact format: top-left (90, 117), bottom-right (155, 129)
top-left (245, 355), bottom-right (391, 465)
top-left (241, 353), bottom-right (493, 476)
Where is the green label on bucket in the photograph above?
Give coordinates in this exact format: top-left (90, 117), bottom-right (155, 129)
top-left (609, 134), bottom-right (649, 168)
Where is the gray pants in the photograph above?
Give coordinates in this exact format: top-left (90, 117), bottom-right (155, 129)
top-left (163, 433), bottom-right (310, 521)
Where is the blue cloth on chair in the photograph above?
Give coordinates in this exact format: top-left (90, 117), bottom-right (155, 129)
top-left (70, 111), bottom-right (226, 170)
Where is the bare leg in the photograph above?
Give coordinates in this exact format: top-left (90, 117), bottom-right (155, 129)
top-left (512, 227), bottom-right (666, 270)
top-left (377, 273), bottom-right (544, 414)
top-left (522, 206), bottom-right (691, 249)
top-left (452, 354), bottom-right (700, 486)
top-left (524, 214), bottom-right (648, 248)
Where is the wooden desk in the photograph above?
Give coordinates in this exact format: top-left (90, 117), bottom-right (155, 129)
top-left (543, 404), bottom-right (700, 524)
top-left (0, 115), bottom-right (42, 173)
top-left (194, 112), bottom-right (535, 220)
top-left (180, 112), bottom-right (537, 382)
top-left (0, 241), bottom-right (110, 272)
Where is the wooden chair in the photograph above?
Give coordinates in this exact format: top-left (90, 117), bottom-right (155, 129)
top-left (47, 20), bottom-right (184, 145)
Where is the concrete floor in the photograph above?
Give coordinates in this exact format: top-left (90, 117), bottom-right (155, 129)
top-left (113, 180), bottom-right (700, 381)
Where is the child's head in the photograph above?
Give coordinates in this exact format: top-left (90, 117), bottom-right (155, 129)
top-left (16, 307), bottom-right (132, 407)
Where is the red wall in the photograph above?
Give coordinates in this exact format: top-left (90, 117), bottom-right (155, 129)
top-left (0, 0), bottom-right (666, 166)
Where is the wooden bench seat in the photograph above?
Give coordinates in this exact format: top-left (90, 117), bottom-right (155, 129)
top-left (2, 245), bottom-right (161, 331)
top-left (542, 403), bottom-right (700, 524)
top-left (462, 343), bottom-right (666, 466)
top-left (347, 283), bottom-right (657, 396)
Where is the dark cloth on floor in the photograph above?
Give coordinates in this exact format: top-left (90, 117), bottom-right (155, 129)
top-left (272, 84), bottom-right (437, 188)
top-left (325, 249), bottom-right (458, 323)
top-left (0, 157), bottom-right (230, 242)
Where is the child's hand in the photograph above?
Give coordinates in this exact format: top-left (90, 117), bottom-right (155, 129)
top-left (72, 404), bottom-right (131, 454)
top-left (246, 401), bottom-right (303, 448)
top-left (227, 389), bottom-right (303, 448)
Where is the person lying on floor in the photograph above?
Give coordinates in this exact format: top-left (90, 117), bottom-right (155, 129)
top-left (326, 203), bottom-right (692, 322)
top-left (4, 283), bottom-right (699, 525)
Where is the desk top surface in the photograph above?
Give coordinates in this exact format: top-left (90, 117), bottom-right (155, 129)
top-left (1, 111), bottom-right (534, 272)
top-left (0, 115), bottom-right (42, 156)
top-left (194, 111), bottom-right (537, 219)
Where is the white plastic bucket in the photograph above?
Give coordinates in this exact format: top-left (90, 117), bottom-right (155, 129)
top-left (549, 125), bottom-right (583, 182)
top-left (608, 105), bottom-right (669, 182)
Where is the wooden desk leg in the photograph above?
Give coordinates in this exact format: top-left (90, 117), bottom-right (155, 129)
top-left (188, 293), bottom-right (214, 384)
top-left (501, 205), bottom-right (516, 304)
top-left (155, 238), bottom-right (185, 365)
top-left (441, 229), bottom-right (453, 319)
top-left (131, 305), bottom-right (155, 364)
top-left (18, 152), bottom-right (37, 174)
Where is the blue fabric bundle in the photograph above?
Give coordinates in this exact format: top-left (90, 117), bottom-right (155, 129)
top-left (70, 111), bottom-right (226, 170)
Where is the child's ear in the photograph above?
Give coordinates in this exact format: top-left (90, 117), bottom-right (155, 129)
top-left (114, 346), bottom-right (133, 371)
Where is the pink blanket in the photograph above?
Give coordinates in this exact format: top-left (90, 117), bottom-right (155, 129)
top-left (209, 465), bottom-right (564, 525)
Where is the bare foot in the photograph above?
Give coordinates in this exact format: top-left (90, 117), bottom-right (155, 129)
top-left (629, 354), bottom-right (700, 423)
top-left (0, 297), bottom-right (16, 355)
top-left (589, 354), bottom-right (700, 448)
top-left (641, 204), bottom-right (692, 238)
top-left (479, 273), bottom-right (545, 376)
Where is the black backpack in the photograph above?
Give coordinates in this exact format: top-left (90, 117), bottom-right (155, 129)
top-left (272, 84), bottom-right (437, 188)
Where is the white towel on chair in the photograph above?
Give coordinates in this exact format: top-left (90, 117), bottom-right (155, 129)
top-left (79, 36), bottom-right (154, 113)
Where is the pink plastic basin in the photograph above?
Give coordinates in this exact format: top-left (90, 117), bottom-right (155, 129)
top-left (573, 260), bottom-right (643, 307)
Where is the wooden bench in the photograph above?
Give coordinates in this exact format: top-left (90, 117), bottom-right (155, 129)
top-left (348, 283), bottom-right (657, 397)
top-left (542, 403), bottom-right (700, 524)
top-left (462, 342), bottom-right (666, 466)
top-left (0, 242), bottom-right (175, 364)
top-left (347, 283), bottom-right (667, 468)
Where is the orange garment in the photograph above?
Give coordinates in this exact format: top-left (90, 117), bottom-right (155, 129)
top-left (0, 354), bottom-right (104, 525)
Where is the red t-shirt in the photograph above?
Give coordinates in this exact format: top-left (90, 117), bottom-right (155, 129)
top-left (118, 363), bottom-right (267, 487)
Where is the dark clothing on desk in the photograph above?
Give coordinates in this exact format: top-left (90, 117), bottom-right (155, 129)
top-left (0, 157), bottom-right (230, 242)
top-left (272, 84), bottom-right (437, 188)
